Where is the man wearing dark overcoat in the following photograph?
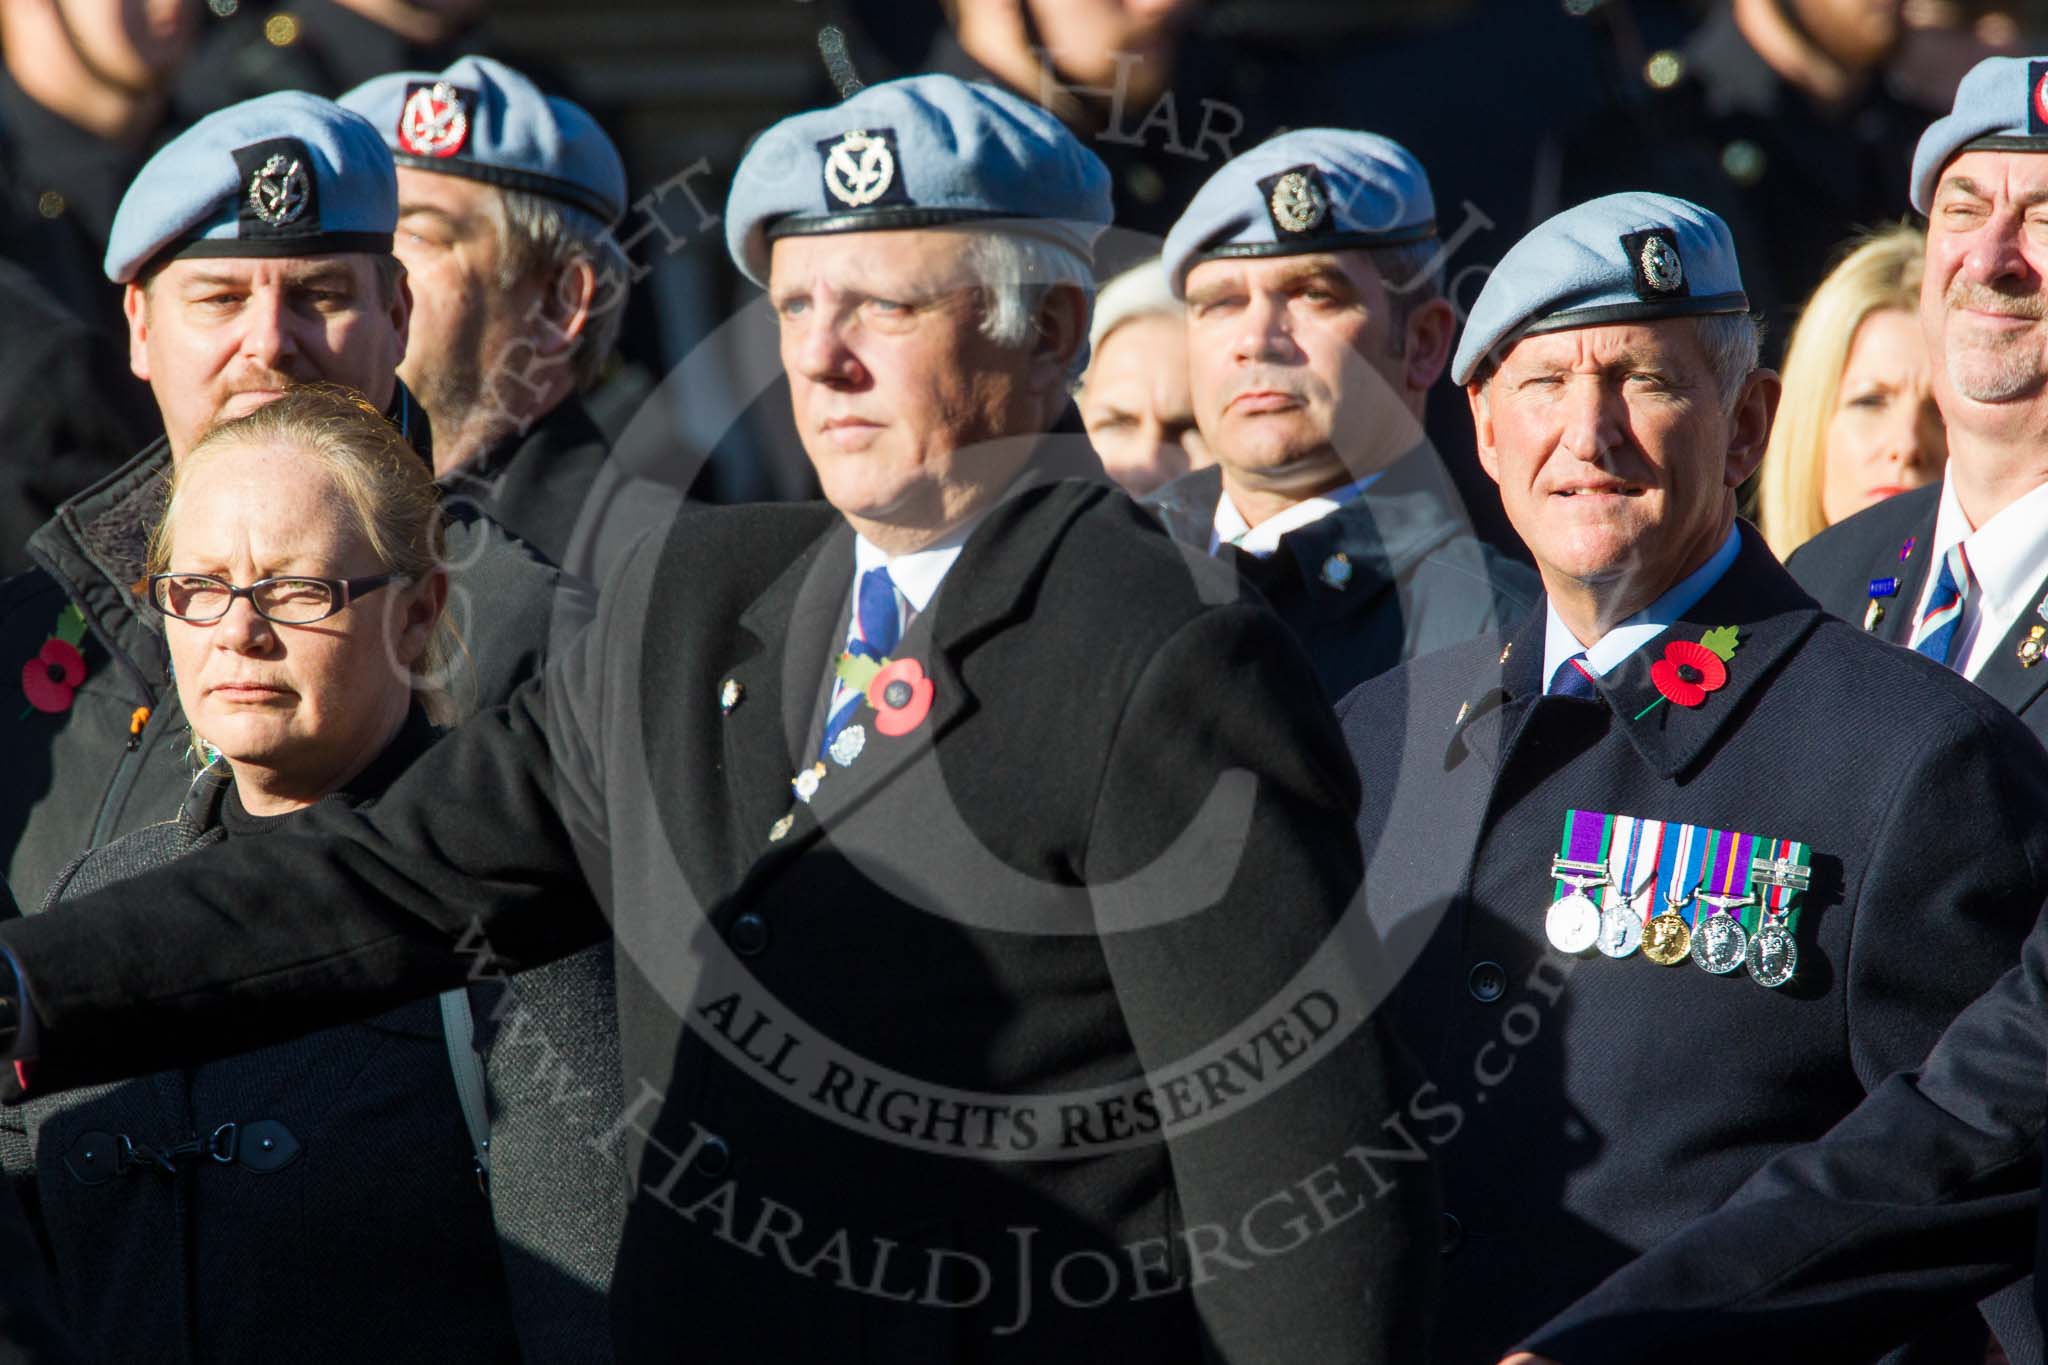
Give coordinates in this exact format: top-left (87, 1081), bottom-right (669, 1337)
top-left (0, 75), bottom-right (1437, 1363)
top-left (1338, 189), bottom-right (2048, 1364)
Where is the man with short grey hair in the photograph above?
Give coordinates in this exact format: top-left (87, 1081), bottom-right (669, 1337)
top-left (1341, 188), bottom-right (2048, 1364)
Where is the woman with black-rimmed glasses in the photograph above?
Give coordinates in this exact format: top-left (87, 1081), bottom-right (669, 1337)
top-left (3, 385), bottom-right (523, 1364)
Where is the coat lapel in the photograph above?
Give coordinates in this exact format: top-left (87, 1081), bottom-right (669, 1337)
top-left (1585, 528), bottom-right (1826, 780)
top-left (1867, 498), bottom-right (1936, 645)
top-left (1967, 582), bottom-right (2048, 716)
top-left (807, 477), bottom-right (1098, 827)
top-left (721, 525), bottom-right (855, 861)
top-left (726, 457), bottom-right (1108, 886)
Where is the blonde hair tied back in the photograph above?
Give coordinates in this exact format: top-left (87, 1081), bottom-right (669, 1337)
top-left (146, 383), bottom-right (475, 727)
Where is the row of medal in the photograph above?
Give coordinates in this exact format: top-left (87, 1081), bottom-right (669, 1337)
top-left (1545, 812), bottom-right (1812, 989)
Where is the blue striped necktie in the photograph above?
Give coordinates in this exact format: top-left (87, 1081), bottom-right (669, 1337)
top-left (822, 566), bottom-right (904, 756)
top-left (1908, 544), bottom-right (1973, 669)
top-left (1548, 653), bottom-right (1599, 699)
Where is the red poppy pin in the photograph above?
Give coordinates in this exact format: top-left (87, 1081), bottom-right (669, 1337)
top-left (1636, 625), bottom-right (1740, 720)
top-left (867, 658), bottom-right (934, 736)
top-left (21, 605), bottom-right (88, 715)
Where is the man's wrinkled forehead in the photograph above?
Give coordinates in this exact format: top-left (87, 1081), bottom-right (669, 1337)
top-left (1932, 150), bottom-right (2048, 210)
top-left (766, 227), bottom-right (979, 298)
top-left (1491, 318), bottom-right (1707, 381)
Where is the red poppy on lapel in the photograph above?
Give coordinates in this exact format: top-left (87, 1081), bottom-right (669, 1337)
top-left (1649, 639), bottom-right (1727, 709)
top-left (867, 658), bottom-right (934, 736)
top-left (22, 639), bottom-right (85, 714)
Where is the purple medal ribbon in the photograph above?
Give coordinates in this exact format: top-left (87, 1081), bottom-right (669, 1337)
top-left (1703, 829), bottom-right (1756, 917)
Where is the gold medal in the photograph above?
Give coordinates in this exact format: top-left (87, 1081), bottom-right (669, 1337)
top-left (1642, 912), bottom-right (1691, 965)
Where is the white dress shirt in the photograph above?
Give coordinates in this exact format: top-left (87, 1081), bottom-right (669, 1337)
top-left (1541, 524), bottom-right (1742, 692)
top-left (1209, 473), bottom-right (1384, 558)
top-left (1907, 477), bottom-right (2048, 680)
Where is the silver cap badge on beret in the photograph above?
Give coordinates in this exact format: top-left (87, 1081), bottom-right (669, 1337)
top-left (247, 154), bottom-right (309, 227)
top-left (398, 81), bottom-right (471, 159)
top-left (1638, 235), bottom-right (1684, 294)
top-left (1623, 228), bottom-right (1689, 301)
top-left (1268, 169), bottom-right (1329, 235)
top-left (824, 129), bottom-right (897, 208)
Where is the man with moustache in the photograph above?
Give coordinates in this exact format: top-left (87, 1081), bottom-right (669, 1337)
top-left (1146, 129), bottom-right (1535, 701)
top-left (1789, 56), bottom-right (2048, 749)
top-left (0, 92), bottom-right (561, 911)
top-left (1336, 190), bottom-right (2048, 1364)
top-left (0, 75), bottom-right (1434, 1362)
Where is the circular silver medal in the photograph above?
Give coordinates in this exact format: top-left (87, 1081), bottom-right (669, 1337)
top-left (1595, 896), bottom-right (1643, 958)
top-left (1546, 893), bottom-right (1602, 955)
top-left (1690, 913), bottom-right (1748, 975)
top-left (1745, 920), bottom-right (1798, 988)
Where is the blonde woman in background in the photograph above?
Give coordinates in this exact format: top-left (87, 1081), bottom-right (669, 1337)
top-left (1757, 224), bottom-right (1947, 558)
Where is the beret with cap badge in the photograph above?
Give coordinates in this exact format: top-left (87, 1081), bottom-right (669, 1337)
top-left (1449, 191), bottom-right (1749, 387)
top-left (340, 55), bottom-right (627, 226)
top-left (104, 91), bottom-right (395, 285)
top-left (1909, 53), bottom-right (2048, 214)
top-left (723, 74), bottom-right (1112, 289)
top-left (1161, 128), bottom-right (1438, 298)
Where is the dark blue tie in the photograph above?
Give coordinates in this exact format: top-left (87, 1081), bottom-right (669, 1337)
top-left (822, 567), bottom-right (903, 756)
top-left (1909, 544), bottom-right (1971, 669)
top-left (1549, 653), bottom-right (1599, 700)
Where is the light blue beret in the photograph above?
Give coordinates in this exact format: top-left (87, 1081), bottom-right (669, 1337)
top-left (105, 92), bottom-right (395, 284)
top-left (724, 74), bottom-right (1113, 288)
top-left (339, 56), bottom-right (627, 225)
top-left (1449, 192), bottom-right (1749, 386)
top-left (1160, 129), bottom-right (1436, 297)
top-left (1909, 55), bottom-right (2048, 214)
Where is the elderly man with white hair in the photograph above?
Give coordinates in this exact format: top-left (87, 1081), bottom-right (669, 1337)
top-left (0, 75), bottom-right (1437, 1363)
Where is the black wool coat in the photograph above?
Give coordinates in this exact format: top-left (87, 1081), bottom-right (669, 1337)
top-left (1522, 882), bottom-right (2048, 1363)
top-left (1785, 481), bottom-right (2048, 743)
top-left (6, 711), bottom-right (523, 1365)
top-left (1144, 450), bottom-right (1539, 704)
top-left (1336, 524), bottom-right (2048, 1364)
top-left (438, 392), bottom-right (681, 592)
top-left (0, 468), bottom-right (1439, 1363)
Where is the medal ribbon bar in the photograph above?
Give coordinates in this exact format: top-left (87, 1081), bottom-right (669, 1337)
top-left (1553, 809), bottom-right (1614, 901)
top-left (1750, 837), bottom-right (1811, 933)
top-left (1655, 820), bottom-right (1709, 925)
top-left (1607, 815), bottom-right (1664, 923)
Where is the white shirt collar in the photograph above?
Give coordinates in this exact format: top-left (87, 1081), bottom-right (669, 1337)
top-left (1541, 524), bottom-right (1743, 691)
top-left (1210, 473), bottom-right (1383, 558)
top-left (1927, 475), bottom-right (2048, 623)
top-left (852, 508), bottom-right (989, 614)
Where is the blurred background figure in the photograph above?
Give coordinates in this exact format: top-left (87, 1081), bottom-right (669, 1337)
top-left (7, 386), bottom-right (525, 1365)
top-left (1757, 223), bottom-right (1945, 558)
top-left (0, 0), bottom-right (200, 331)
top-left (174, 0), bottom-right (497, 106)
top-left (1545, 0), bottom-right (1922, 354)
top-left (0, 0), bottom-right (190, 528)
top-left (1077, 257), bottom-right (1207, 495)
top-left (929, 0), bottom-right (1256, 252)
